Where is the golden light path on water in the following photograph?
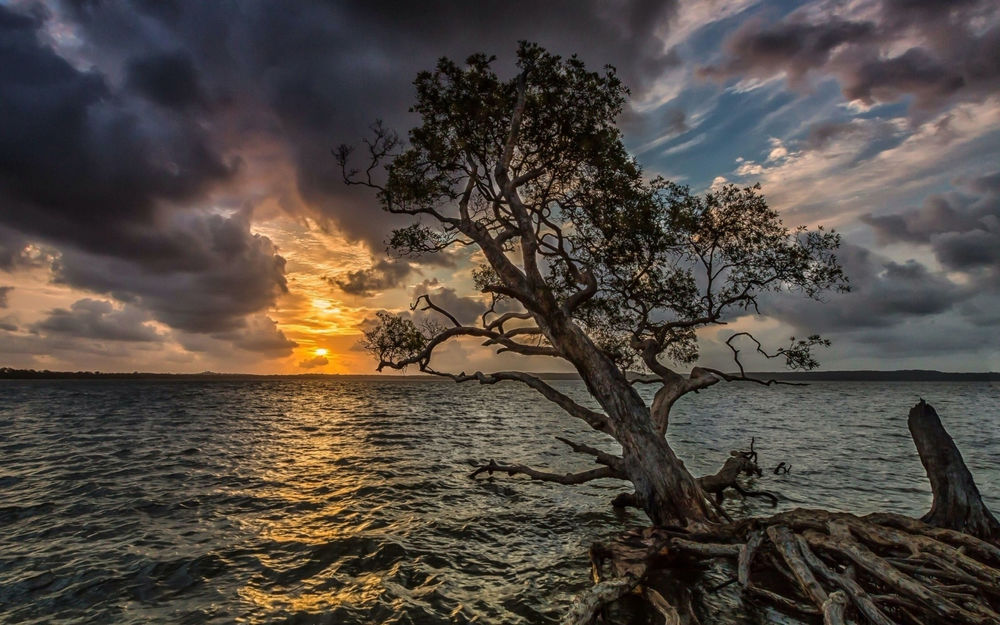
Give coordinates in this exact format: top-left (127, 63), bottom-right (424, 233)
top-left (1, 379), bottom-right (997, 623)
top-left (231, 392), bottom-right (448, 620)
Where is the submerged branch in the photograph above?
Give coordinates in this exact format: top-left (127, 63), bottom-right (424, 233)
top-left (468, 459), bottom-right (620, 484)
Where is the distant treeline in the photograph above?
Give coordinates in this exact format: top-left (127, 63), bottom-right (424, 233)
top-left (0, 368), bottom-right (382, 381)
top-left (0, 367), bottom-right (997, 382)
top-left (749, 370), bottom-right (1000, 382)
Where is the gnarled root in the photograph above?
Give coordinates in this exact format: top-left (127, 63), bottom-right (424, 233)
top-left (567, 509), bottom-right (1000, 624)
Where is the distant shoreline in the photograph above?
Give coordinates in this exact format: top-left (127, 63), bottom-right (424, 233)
top-left (1, 367), bottom-right (997, 382)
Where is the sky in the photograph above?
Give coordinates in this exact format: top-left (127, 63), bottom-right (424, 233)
top-left (0, 0), bottom-right (998, 374)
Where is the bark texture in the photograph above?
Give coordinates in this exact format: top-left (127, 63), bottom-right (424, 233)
top-left (566, 400), bottom-right (1000, 624)
top-left (908, 399), bottom-right (1000, 543)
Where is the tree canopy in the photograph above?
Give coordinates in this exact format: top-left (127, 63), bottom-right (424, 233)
top-left (341, 42), bottom-right (846, 387)
top-left (340, 42), bottom-right (848, 528)
top-left (335, 43), bottom-right (1000, 625)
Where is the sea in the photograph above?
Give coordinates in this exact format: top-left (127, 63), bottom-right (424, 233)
top-left (1, 379), bottom-right (997, 624)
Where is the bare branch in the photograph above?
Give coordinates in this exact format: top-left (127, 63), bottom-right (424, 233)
top-left (423, 368), bottom-right (610, 432)
top-left (555, 436), bottom-right (624, 471)
top-left (469, 459), bottom-right (620, 484)
top-left (411, 294), bottom-right (461, 328)
top-left (484, 310), bottom-right (532, 331)
top-left (376, 324), bottom-right (561, 374)
top-left (699, 367), bottom-right (808, 387)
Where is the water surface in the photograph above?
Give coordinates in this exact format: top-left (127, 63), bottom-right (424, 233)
top-left (1, 379), bottom-right (997, 623)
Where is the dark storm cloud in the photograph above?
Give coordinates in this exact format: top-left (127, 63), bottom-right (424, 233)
top-left (0, 0), bottom-right (694, 358)
top-left (355, 279), bottom-right (498, 339)
top-left (766, 244), bottom-right (969, 331)
top-left (862, 171), bottom-right (1000, 275)
top-left (32, 298), bottom-right (163, 342)
top-left (411, 280), bottom-right (489, 327)
top-left (698, 18), bottom-right (877, 85)
top-left (801, 118), bottom-right (906, 155)
top-left (171, 314), bottom-right (296, 358)
top-left (0, 5), bottom-right (234, 257)
top-left (52, 212), bottom-right (288, 334)
top-left (0, 286), bottom-right (12, 308)
top-left (47, 0), bottom-right (685, 249)
top-left (125, 51), bottom-right (207, 110)
top-left (0, 4), bottom-right (298, 358)
top-left (215, 315), bottom-right (296, 357)
top-left (330, 259), bottom-right (413, 297)
top-left (664, 108), bottom-right (689, 135)
top-left (699, 0), bottom-right (1000, 113)
top-left (0, 228), bottom-right (28, 271)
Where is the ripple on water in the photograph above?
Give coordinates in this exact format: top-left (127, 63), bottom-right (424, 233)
top-left (0, 379), bottom-right (997, 623)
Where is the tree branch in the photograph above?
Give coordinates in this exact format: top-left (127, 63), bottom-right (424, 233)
top-left (424, 368), bottom-right (611, 432)
top-left (555, 436), bottom-right (624, 471)
top-left (699, 367), bottom-right (807, 387)
top-left (411, 294), bottom-right (461, 327)
top-left (469, 460), bottom-right (620, 484)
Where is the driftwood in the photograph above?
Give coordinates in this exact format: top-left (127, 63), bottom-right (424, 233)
top-left (908, 399), bottom-right (1000, 542)
top-left (566, 401), bottom-right (1000, 625)
top-left (697, 440), bottom-right (779, 507)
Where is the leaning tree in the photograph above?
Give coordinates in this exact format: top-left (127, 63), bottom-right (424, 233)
top-left (340, 42), bottom-right (845, 526)
top-left (340, 43), bottom-right (1000, 624)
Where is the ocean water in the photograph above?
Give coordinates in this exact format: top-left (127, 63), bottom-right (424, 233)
top-left (1, 379), bottom-right (997, 624)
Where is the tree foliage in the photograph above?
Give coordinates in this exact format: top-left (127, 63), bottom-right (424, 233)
top-left (341, 42), bottom-right (847, 382)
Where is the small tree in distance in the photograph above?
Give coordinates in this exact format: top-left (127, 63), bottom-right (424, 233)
top-left (338, 42), bottom-right (847, 527)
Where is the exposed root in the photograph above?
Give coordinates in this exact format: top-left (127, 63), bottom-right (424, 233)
top-left (566, 508), bottom-right (1000, 625)
top-left (562, 576), bottom-right (639, 625)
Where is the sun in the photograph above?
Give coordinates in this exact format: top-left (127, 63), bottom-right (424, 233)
top-left (314, 348), bottom-right (328, 357)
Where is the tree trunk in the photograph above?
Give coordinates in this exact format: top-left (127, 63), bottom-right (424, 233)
top-left (908, 399), bottom-right (1000, 543)
top-left (539, 309), bottom-right (718, 526)
top-left (616, 412), bottom-right (718, 526)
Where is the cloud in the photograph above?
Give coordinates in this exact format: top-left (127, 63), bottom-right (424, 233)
top-left (699, 1), bottom-right (1000, 115)
top-left (330, 259), bottom-right (413, 297)
top-left (0, 0), bottom-right (996, 373)
top-left (174, 314), bottom-right (296, 358)
top-left (0, 6), bottom-right (234, 258)
top-left (50, 211), bottom-right (287, 334)
top-left (664, 107), bottom-right (689, 134)
top-left (38, 0), bottom-right (692, 250)
top-left (862, 170), bottom-right (1000, 277)
top-left (411, 279), bottom-right (492, 327)
top-left (802, 118), bottom-right (902, 151)
top-left (124, 50), bottom-right (208, 110)
top-left (298, 354), bottom-right (328, 369)
top-left (218, 315), bottom-right (297, 357)
top-left (0, 228), bottom-right (29, 271)
top-left (31, 298), bottom-right (164, 342)
top-left (0, 4), bottom-right (295, 355)
top-left (765, 243), bottom-right (970, 331)
top-left (698, 17), bottom-right (877, 86)
top-left (730, 99), bottom-right (1000, 227)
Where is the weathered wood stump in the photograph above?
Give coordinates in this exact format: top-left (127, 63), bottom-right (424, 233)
top-left (566, 401), bottom-right (1000, 625)
top-left (908, 399), bottom-right (1000, 542)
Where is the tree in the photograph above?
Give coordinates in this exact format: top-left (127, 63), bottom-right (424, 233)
top-left (340, 43), bottom-right (1000, 625)
top-left (339, 42), bottom-right (846, 527)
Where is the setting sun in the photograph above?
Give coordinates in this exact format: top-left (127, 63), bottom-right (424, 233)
top-left (314, 348), bottom-right (328, 357)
